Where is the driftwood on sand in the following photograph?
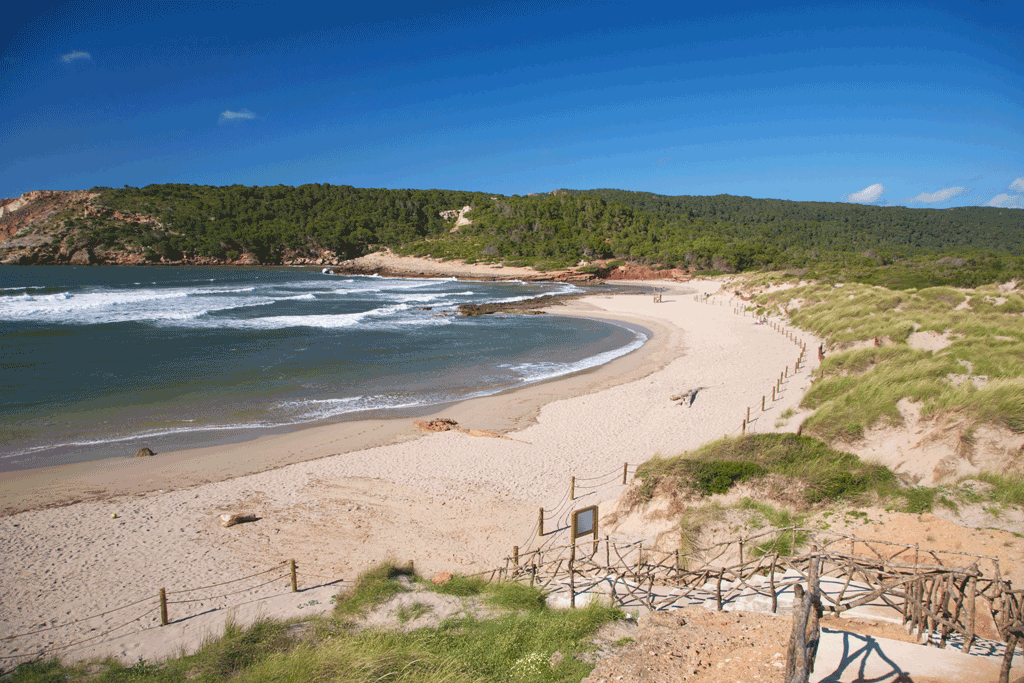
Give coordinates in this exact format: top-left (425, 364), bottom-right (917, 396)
top-left (219, 513), bottom-right (258, 528)
top-left (669, 386), bottom-right (711, 406)
top-left (413, 418), bottom-right (531, 444)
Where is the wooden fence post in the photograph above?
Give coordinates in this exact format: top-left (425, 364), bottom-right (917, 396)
top-left (747, 406), bottom-right (750, 423)
top-left (772, 386), bottom-right (776, 401)
top-left (762, 396), bottom-right (766, 411)
top-left (570, 476), bottom-right (575, 500)
top-left (623, 462), bottom-right (628, 485)
top-left (570, 544), bottom-right (576, 609)
top-left (770, 555), bottom-right (778, 613)
top-left (716, 568), bottom-right (724, 611)
top-left (159, 588), bottom-right (168, 626)
top-left (538, 507), bottom-right (544, 536)
top-left (513, 545), bottom-right (519, 567)
top-left (1000, 634), bottom-right (1020, 683)
top-left (742, 419), bottom-right (746, 434)
top-left (290, 559), bottom-right (298, 593)
top-left (964, 576), bottom-right (978, 653)
top-left (786, 556), bottom-right (821, 683)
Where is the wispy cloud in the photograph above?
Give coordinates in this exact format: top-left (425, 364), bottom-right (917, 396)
top-left (845, 183), bottom-right (885, 203)
top-left (986, 193), bottom-right (1021, 208)
top-left (61, 50), bottom-right (91, 62)
top-left (908, 186), bottom-right (967, 204)
top-left (986, 178), bottom-right (1024, 208)
top-left (218, 108), bottom-right (256, 124)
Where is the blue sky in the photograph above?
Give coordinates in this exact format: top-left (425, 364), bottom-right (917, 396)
top-left (2, 0), bottom-right (1021, 208)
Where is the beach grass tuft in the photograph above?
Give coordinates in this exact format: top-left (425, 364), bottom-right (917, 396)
top-left (333, 562), bottom-right (416, 617)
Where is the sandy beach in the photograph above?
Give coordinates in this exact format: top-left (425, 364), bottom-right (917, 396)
top-left (0, 275), bottom-right (819, 667)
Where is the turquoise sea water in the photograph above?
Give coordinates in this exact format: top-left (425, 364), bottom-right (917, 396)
top-left (0, 266), bottom-right (646, 471)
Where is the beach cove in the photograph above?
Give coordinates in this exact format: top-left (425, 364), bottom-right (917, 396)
top-left (0, 274), bottom-right (819, 666)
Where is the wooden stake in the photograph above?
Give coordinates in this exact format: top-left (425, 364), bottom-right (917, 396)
top-left (570, 544), bottom-right (576, 609)
top-left (570, 475), bottom-right (575, 500)
top-left (1000, 634), bottom-right (1019, 683)
top-left (513, 545), bottom-right (519, 567)
top-left (762, 396), bottom-right (766, 411)
top-left (964, 576), bottom-right (977, 653)
top-left (290, 559), bottom-right (298, 593)
top-left (772, 386), bottom-right (776, 401)
top-left (538, 507), bottom-right (544, 536)
top-left (747, 406), bottom-right (751, 422)
top-left (770, 555), bottom-right (778, 613)
top-left (742, 418), bottom-right (746, 434)
top-left (623, 461), bottom-right (628, 485)
top-left (716, 568), bottom-right (724, 611)
top-left (159, 588), bottom-right (168, 626)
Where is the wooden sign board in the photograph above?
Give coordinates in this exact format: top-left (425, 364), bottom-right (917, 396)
top-left (572, 505), bottom-right (598, 541)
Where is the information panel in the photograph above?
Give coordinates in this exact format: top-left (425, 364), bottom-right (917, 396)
top-left (571, 505), bottom-right (598, 541)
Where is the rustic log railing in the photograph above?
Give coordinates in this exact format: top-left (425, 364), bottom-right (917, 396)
top-left (475, 527), bottom-right (1022, 679)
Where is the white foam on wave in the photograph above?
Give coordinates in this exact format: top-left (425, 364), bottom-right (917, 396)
top-left (504, 324), bottom-right (647, 383)
top-left (275, 394), bottom-right (429, 421)
top-left (193, 303), bottom-right (414, 330)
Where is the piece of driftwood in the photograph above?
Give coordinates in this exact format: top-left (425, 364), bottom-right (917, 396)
top-left (135, 447), bottom-right (155, 457)
top-left (219, 512), bottom-right (257, 528)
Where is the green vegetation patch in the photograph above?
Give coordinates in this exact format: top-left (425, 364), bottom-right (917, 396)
top-left (637, 434), bottom-right (897, 505)
top-left (10, 566), bottom-right (621, 683)
top-left (333, 562), bottom-right (416, 617)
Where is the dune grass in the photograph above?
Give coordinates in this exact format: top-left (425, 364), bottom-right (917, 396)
top-left (636, 434), bottom-right (900, 506)
top-left (9, 564), bottom-right (620, 683)
top-left (751, 280), bottom-right (1024, 443)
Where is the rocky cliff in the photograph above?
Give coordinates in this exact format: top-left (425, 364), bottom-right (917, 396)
top-left (0, 190), bottom-right (340, 266)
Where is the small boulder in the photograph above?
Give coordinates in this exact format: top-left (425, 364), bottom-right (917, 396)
top-left (414, 418), bottom-right (461, 433)
top-left (135, 447), bottom-right (155, 458)
top-left (431, 572), bottom-right (453, 586)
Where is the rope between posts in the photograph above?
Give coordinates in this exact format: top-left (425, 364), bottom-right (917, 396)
top-left (165, 572), bottom-right (291, 604)
top-left (1, 594), bottom-right (158, 641)
top-left (0, 605), bottom-right (158, 661)
top-left (165, 561), bottom-right (289, 595)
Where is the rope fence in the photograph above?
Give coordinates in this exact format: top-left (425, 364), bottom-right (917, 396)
top-left (694, 291), bottom-right (815, 436)
top-left (1, 558), bottom-right (349, 669)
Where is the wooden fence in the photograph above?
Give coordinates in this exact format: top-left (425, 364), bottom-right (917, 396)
top-left (479, 526), bottom-right (1023, 679)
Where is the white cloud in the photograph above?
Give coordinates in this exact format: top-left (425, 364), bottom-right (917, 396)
top-left (987, 193), bottom-right (1023, 209)
top-left (846, 183), bottom-right (885, 203)
top-left (218, 108), bottom-right (256, 124)
top-left (1009, 177), bottom-right (1024, 192)
top-left (909, 187), bottom-right (967, 204)
top-left (61, 50), bottom-right (91, 62)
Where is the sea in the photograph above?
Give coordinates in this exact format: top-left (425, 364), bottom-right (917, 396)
top-left (0, 266), bottom-right (647, 472)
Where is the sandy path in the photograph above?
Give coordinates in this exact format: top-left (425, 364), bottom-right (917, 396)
top-left (0, 280), bottom-right (819, 667)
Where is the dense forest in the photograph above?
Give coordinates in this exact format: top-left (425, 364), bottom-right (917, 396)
top-left (8, 183), bottom-right (1024, 287)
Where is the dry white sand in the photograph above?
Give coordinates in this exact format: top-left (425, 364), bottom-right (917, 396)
top-left (0, 278), bottom-right (820, 668)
